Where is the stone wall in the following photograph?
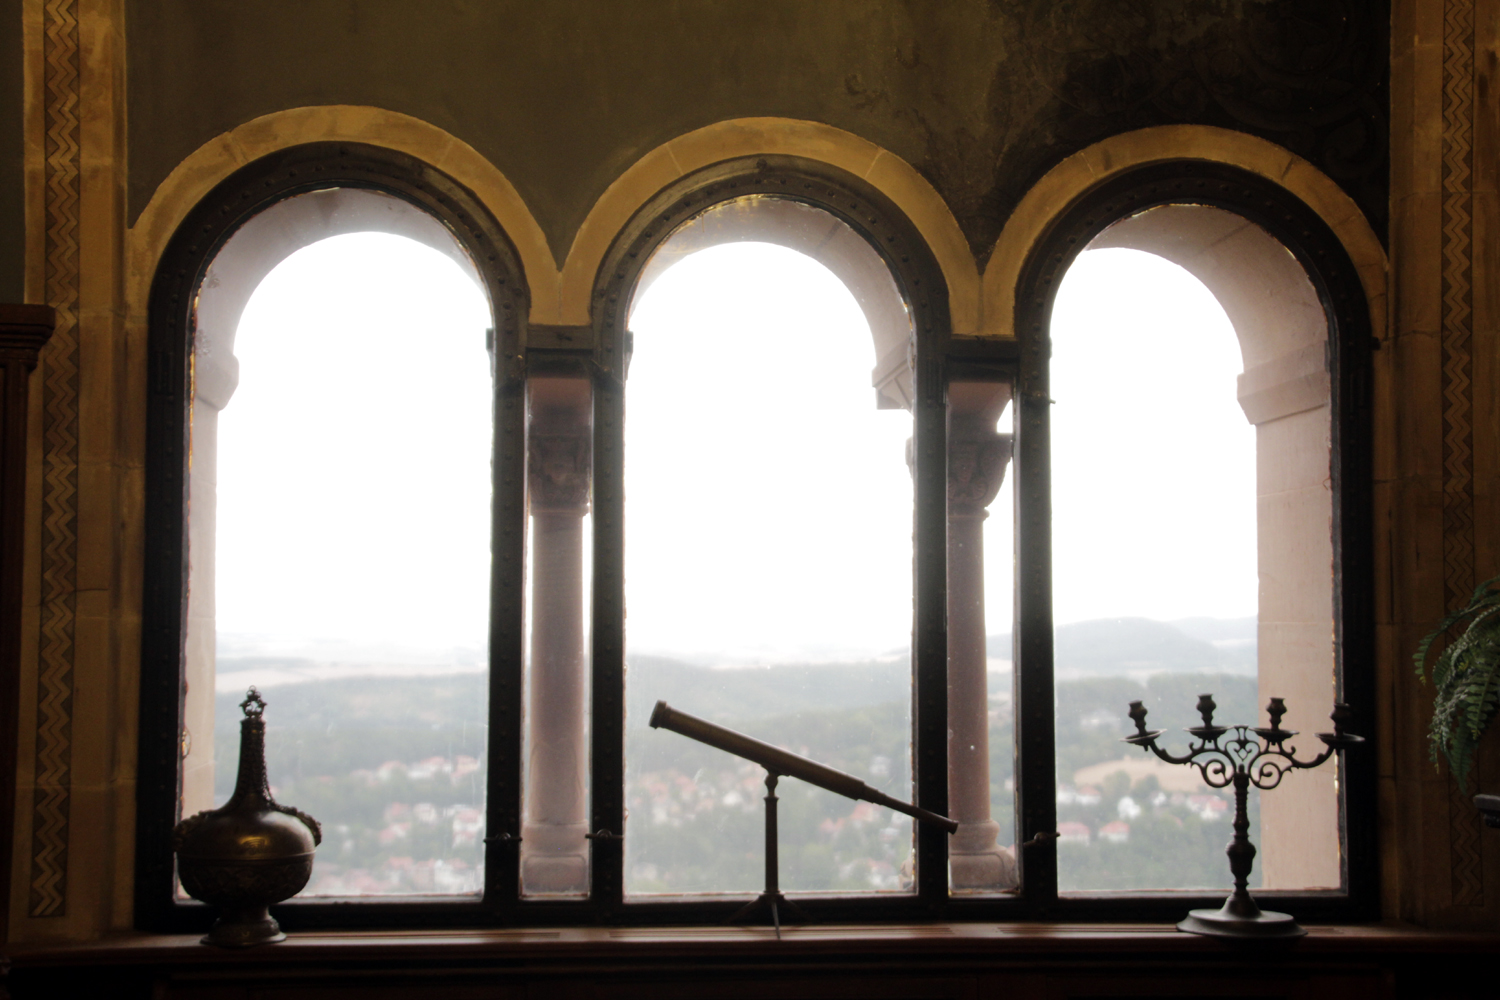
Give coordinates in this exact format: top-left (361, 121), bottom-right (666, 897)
top-left (1382, 0), bottom-right (1500, 929)
top-left (123, 0), bottom-right (1389, 267)
top-left (12, 0), bottom-right (1500, 943)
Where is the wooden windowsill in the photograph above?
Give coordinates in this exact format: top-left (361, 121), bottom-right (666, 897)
top-left (7, 921), bottom-right (1497, 967)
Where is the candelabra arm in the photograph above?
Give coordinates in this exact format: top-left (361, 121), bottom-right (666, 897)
top-left (1279, 706), bottom-right (1366, 770)
top-left (1133, 739), bottom-right (1201, 767)
top-left (1123, 701), bottom-right (1200, 764)
top-left (1284, 745), bottom-right (1336, 771)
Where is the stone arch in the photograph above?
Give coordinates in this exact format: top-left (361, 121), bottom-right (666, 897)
top-left (126, 105), bottom-right (557, 325)
top-left (128, 112), bottom-right (978, 335)
top-left (192, 187), bottom-right (486, 411)
top-left (559, 117), bottom-right (979, 336)
top-left (629, 196), bottom-right (917, 408)
top-left (983, 125), bottom-right (1387, 342)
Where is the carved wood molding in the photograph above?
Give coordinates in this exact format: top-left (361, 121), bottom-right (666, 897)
top-left (1440, 0), bottom-right (1483, 909)
top-left (0, 307), bottom-right (55, 945)
top-left (29, 0), bottom-right (81, 920)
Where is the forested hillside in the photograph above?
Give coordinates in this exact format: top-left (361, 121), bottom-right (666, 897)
top-left (212, 617), bottom-right (1271, 897)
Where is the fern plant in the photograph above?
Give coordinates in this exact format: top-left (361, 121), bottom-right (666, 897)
top-left (1414, 573), bottom-right (1500, 791)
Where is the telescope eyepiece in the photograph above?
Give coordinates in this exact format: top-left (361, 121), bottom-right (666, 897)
top-left (649, 700), bottom-right (670, 729)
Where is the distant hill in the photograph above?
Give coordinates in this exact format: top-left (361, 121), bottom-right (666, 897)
top-left (213, 618), bottom-right (1260, 793)
top-left (217, 672), bottom-right (488, 733)
top-left (986, 616), bottom-right (1257, 678)
top-left (1169, 616), bottom-right (1256, 644)
top-left (218, 656), bottom-right (911, 792)
top-left (626, 654), bottom-right (908, 728)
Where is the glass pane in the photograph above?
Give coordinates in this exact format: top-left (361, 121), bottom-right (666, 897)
top-left (986, 406), bottom-right (1018, 879)
top-left (1050, 245), bottom-right (1336, 892)
top-left (520, 376), bottom-right (593, 896)
top-left (946, 383), bottom-right (1018, 894)
top-left (184, 228), bottom-right (494, 898)
top-left (623, 233), bottom-right (915, 897)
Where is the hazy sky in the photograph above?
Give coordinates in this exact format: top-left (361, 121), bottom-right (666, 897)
top-left (625, 243), bottom-right (914, 664)
top-left (1049, 248), bottom-right (1257, 626)
top-left (216, 234), bottom-right (494, 651)
top-left (213, 233), bottom-right (1256, 670)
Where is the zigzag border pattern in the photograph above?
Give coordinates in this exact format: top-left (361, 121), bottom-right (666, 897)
top-left (28, 0), bottom-right (80, 919)
top-left (1440, 0), bottom-right (1484, 909)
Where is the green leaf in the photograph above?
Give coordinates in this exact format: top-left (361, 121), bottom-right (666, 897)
top-left (1414, 576), bottom-right (1500, 790)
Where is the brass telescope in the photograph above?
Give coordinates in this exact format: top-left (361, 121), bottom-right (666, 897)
top-left (649, 700), bottom-right (957, 834)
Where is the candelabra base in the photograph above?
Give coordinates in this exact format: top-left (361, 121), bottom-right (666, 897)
top-left (1177, 896), bottom-right (1306, 940)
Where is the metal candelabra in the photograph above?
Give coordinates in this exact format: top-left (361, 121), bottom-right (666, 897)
top-left (1124, 695), bottom-right (1363, 939)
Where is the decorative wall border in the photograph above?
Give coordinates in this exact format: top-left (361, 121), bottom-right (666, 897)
top-left (1440, 0), bottom-right (1483, 909)
top-left (28, 0), bottom-right (81, 919)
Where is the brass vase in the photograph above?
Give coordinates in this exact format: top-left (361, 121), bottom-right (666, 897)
top-left (174, 687), bottom-right (321, 947)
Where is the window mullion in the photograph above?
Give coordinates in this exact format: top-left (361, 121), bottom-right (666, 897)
top-left (486, 335), bottom-right (528, 911)
top-left (589, 371), bottom-right (626, 913)
top-left (913, 332), bottom-right (950, 906)
top-left (1015, 336), bottom-right (1058, 910)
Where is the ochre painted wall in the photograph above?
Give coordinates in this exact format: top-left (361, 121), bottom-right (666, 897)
top-left (123, 0), bottom-right (1388, 267)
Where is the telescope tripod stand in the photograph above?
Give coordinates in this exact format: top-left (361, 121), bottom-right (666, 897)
top-left (728, 772), bottom-right (807, 937)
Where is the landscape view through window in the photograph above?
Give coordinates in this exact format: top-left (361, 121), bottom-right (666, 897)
top-left (194, 230), bottom-right (1287, 899)
top-left (1046, 249), bottom-right (1264, 892)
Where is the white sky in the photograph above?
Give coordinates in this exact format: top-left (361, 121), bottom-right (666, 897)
top-left (212, 233), bottom-right (1256, 672)
top-left (624, 243), bottom-right (913, 664)
top-left (216, 233), bottom-right (494, 652)
top-left (1049, 248), bottom-right (1257, 625)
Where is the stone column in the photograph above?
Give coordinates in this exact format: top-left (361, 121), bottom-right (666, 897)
top-left (182, 341), bottom-right (240, 817)
top-left (521, 378), bottom-right (592, 894)
top-left (946, 385), bottom-right (1018, 890)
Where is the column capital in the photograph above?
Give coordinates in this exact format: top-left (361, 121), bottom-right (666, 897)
top-left (948, 430), bottom-right (1012, 516)
top-left (529, 430), bottom-right (591, 514)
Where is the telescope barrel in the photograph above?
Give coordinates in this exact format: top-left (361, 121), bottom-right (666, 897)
top-left (649, 700), bottom-right (958, 834)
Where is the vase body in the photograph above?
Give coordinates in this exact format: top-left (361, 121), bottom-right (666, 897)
top-left (173, 689), bottom-right (320, 947)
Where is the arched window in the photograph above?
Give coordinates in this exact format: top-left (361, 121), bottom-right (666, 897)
top-left (185, 213), bottom-right (495, 897)
top-left (138, 145), bottom-right (529, 927)
top-left (618, 202), bottom-right (919, 897)
top-left (138, 151), bottom-right (1373, 930)
top-left (1048, 231), bottom-right (1331, 891)
top-left (1011, 163), bottom-right (1375, 918)
top-left (518, 186), bottom-right (1017, 903)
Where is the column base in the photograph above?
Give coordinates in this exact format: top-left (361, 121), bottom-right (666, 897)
top-left (520, 822), bottom-right (590, 895)
top-left (949, 820), bottom-right (1018, 890)
top-left (520, 854), bottom-right (589, 895)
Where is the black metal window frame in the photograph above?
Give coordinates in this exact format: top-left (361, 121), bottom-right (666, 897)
top-left (137, 143), bottom-right (531, 933)
top-left (1008, 162), bottom-right (1377, 923)
top-left (136, 147), bottom-right (1376, 933)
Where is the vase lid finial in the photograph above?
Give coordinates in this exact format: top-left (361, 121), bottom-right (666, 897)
top-left (240, 687), bottom-right (266, 718)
